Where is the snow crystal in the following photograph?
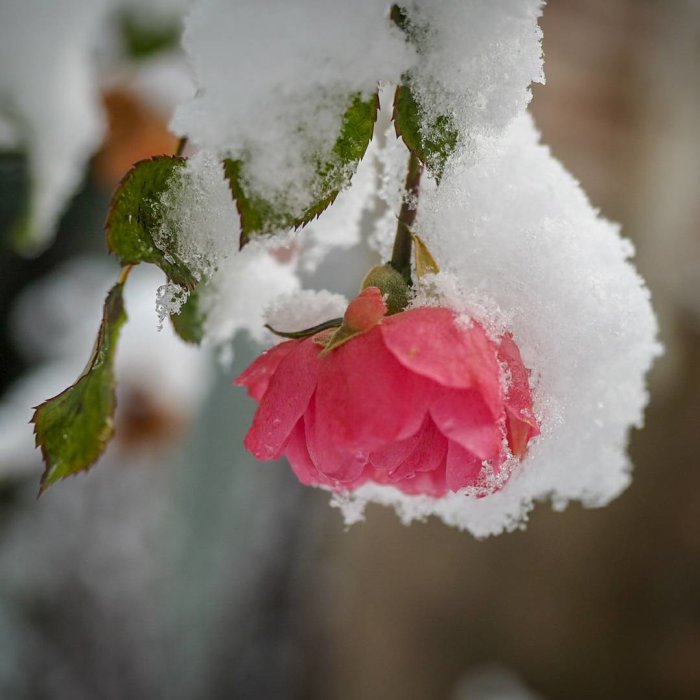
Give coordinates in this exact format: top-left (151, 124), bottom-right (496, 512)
top-left (171, 0), bottom-right (414, 211)
top-left (334, 114), bottom-right (660, 537)
top-left (156, 151), bottom-right (237, 281)
top-left (155, 281), bottom-right (189, 328)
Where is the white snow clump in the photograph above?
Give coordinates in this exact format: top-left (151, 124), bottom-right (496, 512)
top-left (335, 114), bottom-right (661, 537)
top-left (172, 0), bottom-right (413, 211)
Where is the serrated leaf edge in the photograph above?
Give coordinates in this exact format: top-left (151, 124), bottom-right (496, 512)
top-left (230, 91), bottom-right (379, 248)
top-left (105, 154), bottom-right (198, 290)
top-left (33, 281), bottom-right (126, 495)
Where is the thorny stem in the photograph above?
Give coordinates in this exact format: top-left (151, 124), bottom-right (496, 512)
top-left (390, 150), bottom-right (423, 282)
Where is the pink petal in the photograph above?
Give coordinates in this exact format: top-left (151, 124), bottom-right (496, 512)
top-left (314, 326), bottom-right (430, 451)
top-left (505, 408), bottom-right (534, 459)
top-left (497, 333), bottom-right (538, 431)
top-left (283, 419), bottom-right (332, 487)
top-left (304, 399), bottom-right (369, 482)
top-left (233, 340), bottom-right (297, 400)
top-left (243, 338), bottom-right (320, 460)
top-left (392, 469), bottom-right (447, 498)
top-left (369, 425), bottom-right (424, 472)
top-left (381, 308), bottom-right (502, 414)
top-left (445, 440), bottom-right (483, 492)
top-left (389, 417), bottom-right (447, 480)
top-left (430, 387), bottom-right (503, 461)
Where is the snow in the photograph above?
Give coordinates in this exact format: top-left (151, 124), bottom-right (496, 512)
top-left (296, 147), bottom-right (377, 274)
top-left (199, 246), bottom-right (300, 363)
top-left (401, 0), bottom-right (545, 164)
top-left (171, 0), bottom-right (414, 215)
top-left (156, 151), bottom-right (238, 282)
top-left (0, 0), bottom-right (112, 252)
top-left (1, 0), bottom-right (661, 535)
top-left (334, 114), bottom-right (661, 537)
top-left (109, 51), bottom-right (196, 119)
top-left (164, 1), bottom-right (658, 535)
top-left (155, 152), bottom-right (300, 360)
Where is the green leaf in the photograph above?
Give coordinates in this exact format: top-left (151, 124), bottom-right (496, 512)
top-left (33, 280), bottom-right (128, 494)
top-left (389, 4), bottom-right (424, 43)
top-left (393, 83), bottom-right (458, 181)
top-left (119, 11), bottom-right (181, 61)
top-left (390, 4), bottom-right (459, 179)
top-left (225, 92), bottom-right (378, 247)
top-left (106, 155), bottom-right (198, 289)
top-left (170, 285), bottom-right (206, 345)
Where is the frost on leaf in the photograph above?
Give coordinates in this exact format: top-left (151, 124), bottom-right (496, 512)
top-left (391, 0), bottom-right (544, 175)
top-left (106, 155), bottom-right (197, 289)
top-left (225, 93), bottom-right (378, 247)
top-left (33, 280), bottom-right (127, 494)
top-left (390, 4), bottom-right (458, 178)
top-left (393, 83), bottom-right (458, 181)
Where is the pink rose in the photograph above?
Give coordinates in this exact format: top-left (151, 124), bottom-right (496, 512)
top-left (235, 288), bottom-right (539, 498)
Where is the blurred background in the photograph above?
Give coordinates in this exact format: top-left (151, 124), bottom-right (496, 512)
top-left (1, 0), bottom-right (700, 698)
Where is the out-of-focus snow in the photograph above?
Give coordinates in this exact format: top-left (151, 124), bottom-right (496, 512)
top-left (451, 665), bottom-right (545, 700)
top-left (0, 0), bottom-right (112, 252)
top-left (0, 0), bottom-right (189, 253)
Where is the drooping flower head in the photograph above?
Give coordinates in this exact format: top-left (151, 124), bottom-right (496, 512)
top-left (235, 287), bottom-right (539, 498)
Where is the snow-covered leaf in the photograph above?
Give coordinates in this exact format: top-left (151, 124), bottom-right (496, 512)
top-left (119, 10), bottom-right (181, 61)
top-left (106, 155), bottom-right (197, 289)
top-left (391, 5), bottom-right (457, 178)
top-left (393, 83), bottom-right (458, 180)
top-left (224, 93), bottom-right (378, 247)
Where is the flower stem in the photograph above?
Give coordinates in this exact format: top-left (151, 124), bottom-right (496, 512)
top-left (175, 137), bottom-right (188, 157)
top-left (117, 264), bottom-right (133, 285)
top-left (390, 150), bottom-right (423, 282)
